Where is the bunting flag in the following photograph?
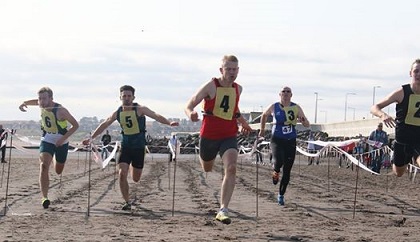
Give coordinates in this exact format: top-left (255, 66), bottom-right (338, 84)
top-left (0, 130), bottom-right (6, 139)
top-left (331, 145), bottom-right (379, 175)
top-left (238, 137), bottom-right (266, 156)
top-left (250, 137), bottom-right (265, 155)
top-left (238, 145), bottom-right (252, 154)
top-left (303, 139), bottom-right (379, 175)
top-left (168, 140), bottom-right (176, 159)
top-left (91, 142), bottom-right (120, 169)
top-left (296, 145), bottom-right (329, 157)
top-left (365, 139), bottom-right (383, 148)
top-left (68, 147), bottom-right (79, 153)
top-left (0, 129), bottom-right (7, 149)
top-left (14, 134), bottom-right (81, 153)
top-left (10, 143), bottom-right (38, 154)
top-left (167, 140), bottom-right (181, 160)
top-left (15, 134), bottom-right (39, 145)
top-left (9, 133), bottom-right (39, 153)
top-left (306, 138), bottom-right (360, 148)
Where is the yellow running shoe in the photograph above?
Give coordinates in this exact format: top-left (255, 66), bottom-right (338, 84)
top-left (215, 210), bottom-right (231, 225)
top-left (122, 202), bottom-right (132, 211)
top-left (41, 198), bottom-right (50, 209)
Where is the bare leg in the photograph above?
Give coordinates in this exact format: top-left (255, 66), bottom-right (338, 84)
top-left (393, 164), bottom-right (407, 177)
top-left (220, 148), bottom-right (238, 210)
top-left (39, 153), bottom-right (53, 198)
top-left (131, 166), bottom-right (143, 183)
top-left (416, 156), bottom-right (420, 167)
top-left (55, 162), bottom-right (65, 175)
top-left (201, 159), bottom-right (215, 172)
top-left (119, 163), bottom-right (130, 202)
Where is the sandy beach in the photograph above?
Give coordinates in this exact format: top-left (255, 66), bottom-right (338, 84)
top-left (0, 150), bottom-right (419, 242)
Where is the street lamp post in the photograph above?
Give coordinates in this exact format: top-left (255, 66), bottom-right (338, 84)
top-left (344, 92), bottom-right (356, 121)
top-left (372, 86), bottom-right (381, 117)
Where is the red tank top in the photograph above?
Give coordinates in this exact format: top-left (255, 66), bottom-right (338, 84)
top-left (201, 78), bottom-right (240, 139)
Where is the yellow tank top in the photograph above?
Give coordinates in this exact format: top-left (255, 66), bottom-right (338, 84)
top-left (41, 106), bottom-right (67, 134)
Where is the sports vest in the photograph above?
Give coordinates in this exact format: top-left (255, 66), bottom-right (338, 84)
top-left (201, 78), bottom-right (240, 139)
top-left (395, 84), bottom-right (420, 143)
top-left (272, 102), bottom-right (298, 140)
top-left (116, 103), bottom-right (146, 148)
top-left (41, 103), bottom-right (68, 135)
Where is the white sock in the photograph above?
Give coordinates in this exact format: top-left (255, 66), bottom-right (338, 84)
top-left (220, 208), bottom-right (228, 213)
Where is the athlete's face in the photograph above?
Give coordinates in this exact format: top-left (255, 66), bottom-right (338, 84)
top-left (120, 90), bottom-right (134, 106)
top-left (220, 61), bottom-right (239, 83)
top-left (38, 92), bottom-right (53, 108)
top-left (279, 87), bottom-right (292, 99)
top-left (410, 63), bottom-right (420, 83)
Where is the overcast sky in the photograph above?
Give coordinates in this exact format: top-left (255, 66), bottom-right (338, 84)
top-left (0, 0), bottom-right (418, 124)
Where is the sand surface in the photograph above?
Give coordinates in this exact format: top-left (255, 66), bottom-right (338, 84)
top-left (0, 150), bottom-right (419, 242)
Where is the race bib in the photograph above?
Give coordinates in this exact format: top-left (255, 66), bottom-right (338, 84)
top-left (212, 87), bottom-right (236, 120)
top-left (281, 125), bottom-right (293, 134)
top-left (41, 110), bottom-right (58, 133)
top-left (119, 110), bottom-right (140, 135)
top-left (282, 106), bottom-right (298, 125)
top-left (405, 94), bottom-right (420, 126)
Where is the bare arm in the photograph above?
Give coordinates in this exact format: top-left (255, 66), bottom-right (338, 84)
top-left (19, 99), bottom-right (39, 112)
top-left (139, 106), bottom-right (179, 126)
top-left (297, 104), bottom-right (310, 128)
top-left (370, 88), bottom-right (402, 128)
top-left (90, 112), bottom-right (118, 140)
top-left (237, 113), bottom-right (253, 135)
top-left (56, 107), bottom-right (79, 147)
top-left (82, 112), bottom-right (117, 146)
top-left (259, 104), bottom-right (274, 137)
top-left (235, 84), bottom-right (252, 134)
top-left (185, 80), bottom-right (214, 122)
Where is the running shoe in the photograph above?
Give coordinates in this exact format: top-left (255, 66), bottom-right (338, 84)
top-left (215, 210), bottom-right (231, 225)
top-left (122, 202), bottom-right (132, 211)
top-left (272, 171), bottom-right (279, 185)
top-left (278, 195), bottom-right (285, 206)
top-left (41, 198), bottom-right (50, 209)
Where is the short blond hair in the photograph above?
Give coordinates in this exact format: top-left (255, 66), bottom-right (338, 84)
top-left (222, 55), bottom-right (239, 66)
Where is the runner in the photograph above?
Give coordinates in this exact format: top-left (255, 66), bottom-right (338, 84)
top-left (259, 86), bottom-right (310, 205)
top-left (185, 55), bottom-right (252, 224)
top-left (19, 87), bottom-right (79, 208)
top-left (83, 85), bottom-right (178, 210)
